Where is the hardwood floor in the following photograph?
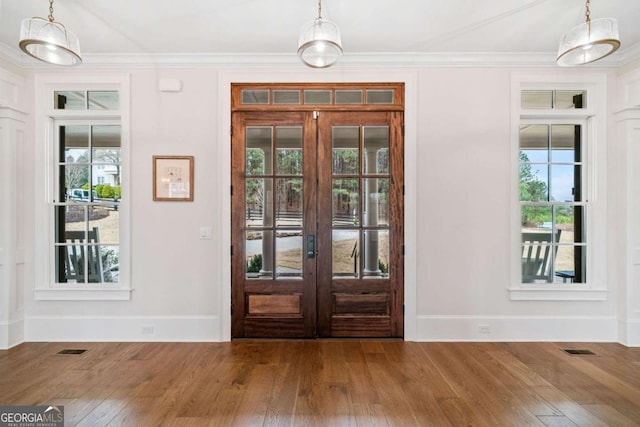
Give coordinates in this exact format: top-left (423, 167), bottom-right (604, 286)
top-left (2, 341), bottom-right (640, 426)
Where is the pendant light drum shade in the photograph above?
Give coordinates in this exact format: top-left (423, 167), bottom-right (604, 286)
top-left (19, 17), bottom-right (82, 66)
top-left (298, 17), bottom-right (342, 68)
top-left (557, 18), bottom-right (620, 66)
top-left (18, 0), bottom-right (82, 66)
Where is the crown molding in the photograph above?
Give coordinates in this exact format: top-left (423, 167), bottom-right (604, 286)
top-left (617, 41), bottom-right (640, 66)
top-left (0, 42), bottom-right (637, 69)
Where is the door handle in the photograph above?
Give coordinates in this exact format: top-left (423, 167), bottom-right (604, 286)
top-left (307, 234), bottom-right (316, 258)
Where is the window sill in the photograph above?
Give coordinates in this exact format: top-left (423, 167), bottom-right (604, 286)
top-left (35, 287), bottom-right (133, 301)
top-left (508, 286), bottom-right (607, 301)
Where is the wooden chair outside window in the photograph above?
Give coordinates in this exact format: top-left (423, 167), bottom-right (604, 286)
top-left (65, 227), bottom-right (103, 283)
top-left (521, 230), bottom-right (561, 283)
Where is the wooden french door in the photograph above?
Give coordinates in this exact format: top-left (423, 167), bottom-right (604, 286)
top-left (231, 85), bottom-right (404, 338)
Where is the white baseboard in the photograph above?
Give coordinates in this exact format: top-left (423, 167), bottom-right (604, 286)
top-left (25, 315), bottom-right (222, 342)
top-left (16, 314), bottom-right (629, 345)
top-left (618, 319), bottom-right (640, 347)
top-left (0, 318), bottom-right (25, 349)
top-left (415, 315), bottom-right (618, 342)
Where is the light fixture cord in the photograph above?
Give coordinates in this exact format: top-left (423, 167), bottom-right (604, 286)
top-left (585, 0), bottom-right (591, 24)
top-left (317, 0), bottom-right (323, 19)
top-left (48, 0), bottom-right (55, 22)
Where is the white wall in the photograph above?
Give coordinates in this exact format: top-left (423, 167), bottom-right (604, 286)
top-left (0, 68), bottom-right (27, 349)
top-left (414, 67), bottom-right (620, 341)
top-left (6, 63), bottom-right (638, 345)
top-left (613, 66), bottom-right (640, 346)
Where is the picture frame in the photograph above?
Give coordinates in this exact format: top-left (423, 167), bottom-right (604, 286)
top-left (153, 155), bottom-right (194, 201)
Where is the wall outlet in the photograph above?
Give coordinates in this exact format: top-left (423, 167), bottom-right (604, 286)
top-left (478, 324), bottom-right (491, 334)
top-left (141, 326), bottom-right (154, 334)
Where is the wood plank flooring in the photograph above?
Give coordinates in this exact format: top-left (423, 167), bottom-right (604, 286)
top-left (1, 341), bottom-right (640, 426)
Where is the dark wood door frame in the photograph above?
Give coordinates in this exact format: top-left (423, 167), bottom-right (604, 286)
top-left (231, 83), bottom-right (404, 339)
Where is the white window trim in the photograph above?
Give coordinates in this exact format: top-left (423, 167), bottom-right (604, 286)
top-left (34, 74), bottom-right (132, 301)
top-left (509, 73), bottom-right (608, 301)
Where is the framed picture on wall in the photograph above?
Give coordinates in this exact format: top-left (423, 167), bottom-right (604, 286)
top-left (153, 155), bottom-right (194, 201)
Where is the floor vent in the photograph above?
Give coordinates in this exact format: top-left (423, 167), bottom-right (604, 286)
top-left (564, 349), bottom-right (595, 355)
top-left (57, 349), bottom-right (87, 355)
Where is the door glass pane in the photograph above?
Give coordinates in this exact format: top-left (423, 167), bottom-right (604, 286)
top-left (333, 178), bottom-right (359, 226)
top-left (362, 178), bottom-right (389, 226)
top-left (242, 90), bottom-right (269, 104)
top-left (246, 126), bottom-right (271, 175)
top-left (363, 126), bottom-right (389, 174)
top-left (333, 126), bottom-right (359, 174)
top-left (366, 90), bottom-right (394, 104)
top-left (246, 178), bottom-right (272, 227)
top-left (335, 90), bottom-right (363, 104)
top-left (246, 230), bottom-right (273, 279)
top-left (276, 178), bottom-right (303, 227)
top-left (333, 230), bottom-right (359, 277)
top-left (304, 90), bottom-right (331, 104)
top-left (276, 127), bottom-right (303, 175)
top-left (273, 90), bottom-right (300, 105)
top-left (363, 229), bottom-right (389, 278)
top-left (276, 231), bottom-right (303, 278)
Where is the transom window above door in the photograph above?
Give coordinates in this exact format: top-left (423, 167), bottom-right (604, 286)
top-left (232, 83), bottom-right (404, 110)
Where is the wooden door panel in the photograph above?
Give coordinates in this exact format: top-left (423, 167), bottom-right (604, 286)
top-left (333, 293), bottom-right (389, 315)
top-left (316, 111), bottom-right (404, 338)
top-left (331, 317), bottom-right (392, 337)
top-left (231, 111), bottom-right (317, 338)
top-left (232, 105), bottom-right (403, 339)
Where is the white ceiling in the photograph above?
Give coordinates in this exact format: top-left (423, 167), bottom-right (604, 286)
top-left (1, 0), bottom-right (640, 67)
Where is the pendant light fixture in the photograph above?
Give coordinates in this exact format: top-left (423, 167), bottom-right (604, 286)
top-left (19, 0), bottom-right (82, 66)
top-left (297, 0), bottom-right (342, 68)
top-left (556, 0), bottom-right (620, 66)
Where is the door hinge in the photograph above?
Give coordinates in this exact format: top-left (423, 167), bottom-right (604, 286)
top-left (230, 245), bottom-right (233, 256)
top-left (313, 111), bottom-right (319, 120)
top-left (230, 125), bottom-right (233, 136)
top-left (230, 185), bottom-right (233, 196)
top-left (230, 303), bottom-right (233, 315)
top-left (402, 245), bottom-right (405, 256)
top-left (402, 185), bottom-right (405, 196)
top-left (403, 304), bottom-right (405, 315)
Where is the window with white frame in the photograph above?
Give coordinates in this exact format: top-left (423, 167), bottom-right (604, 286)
top-left (510, 75), bottom-right (607, 301)
top-left (55, 118), bottom-right (121, 284)
top-left (520, 118), bottom-right (586, 284)
top-left (519, 90), bottom-right (587, 287)
top-left (34, 76), bottom-right (130, 300)
top-left (519, 89), bottom-right (589, 287)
